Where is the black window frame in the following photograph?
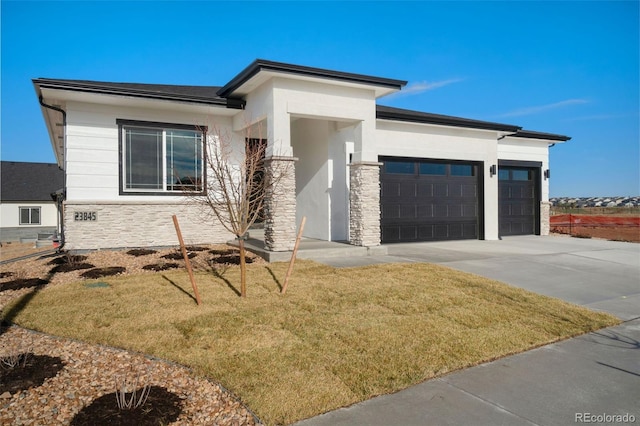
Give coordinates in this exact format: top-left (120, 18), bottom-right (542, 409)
top-left (19, 206), bottom-right (41, 225)
top-left (117, 119), bottom-right (207, 196)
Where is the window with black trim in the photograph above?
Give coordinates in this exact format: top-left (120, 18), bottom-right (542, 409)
top-left (118, 120), bottom-right (205, 194)
top-left (19, 207), bottom-right (41, 225)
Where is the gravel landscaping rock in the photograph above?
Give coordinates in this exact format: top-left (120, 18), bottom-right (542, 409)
top-left (0, 326), bottom-right (261, 425)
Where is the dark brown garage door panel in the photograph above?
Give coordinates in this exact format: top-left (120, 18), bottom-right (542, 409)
top-left (380, 157), bottom-right (481, 243)
top-left (498, 166), bottom-right (539, 236)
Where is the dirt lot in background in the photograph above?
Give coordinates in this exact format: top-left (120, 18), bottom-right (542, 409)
top-left (0, 242), bottom-right (56, 262)
top-left (551, 214), bottom-right (640, 243)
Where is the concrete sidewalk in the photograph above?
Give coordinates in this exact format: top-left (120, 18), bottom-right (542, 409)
top-left (294, 236), bottom-right (640, 426)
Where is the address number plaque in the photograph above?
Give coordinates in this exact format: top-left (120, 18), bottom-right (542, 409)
top-left (74, 211), bottom-right (97, 221)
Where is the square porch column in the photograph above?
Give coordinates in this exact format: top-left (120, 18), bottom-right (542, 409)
top-left (349, 161), bottom-right (382, 247)
top-left (264, 156), bottom-right (298, 251)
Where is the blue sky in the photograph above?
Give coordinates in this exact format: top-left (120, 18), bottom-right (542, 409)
top-left (1, 0), bottom-right (638, 197)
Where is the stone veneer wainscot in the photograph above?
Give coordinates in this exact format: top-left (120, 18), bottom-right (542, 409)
top-left (63, 202), bottom-right (230, 250)
top-left (540, 201), bottom-right (551, 236)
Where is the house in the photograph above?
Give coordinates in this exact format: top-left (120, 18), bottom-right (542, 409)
top-left (33, 59), bottom-right (570, 252)
top-left (0, 161), bottom-right (64, 243)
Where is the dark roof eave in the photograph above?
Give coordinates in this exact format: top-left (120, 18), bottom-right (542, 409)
top-left (513, 130), bottom-right (571, 142)
top-left (376, 105), bottom-right (521, 132)
top-left (33, 78), bottom-right (232, 108)
top-left (217, 59), bottom-right (407, 98)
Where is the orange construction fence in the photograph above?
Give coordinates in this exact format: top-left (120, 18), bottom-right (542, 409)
top-left (551, 214), bottom-right (640, 227)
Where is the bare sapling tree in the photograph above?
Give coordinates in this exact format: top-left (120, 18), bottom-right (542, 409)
top-left (192, 122), bottom-right (286, 297)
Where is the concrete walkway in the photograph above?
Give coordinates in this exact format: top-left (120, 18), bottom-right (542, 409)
top-left (293, 236), bottom-right (640, 426)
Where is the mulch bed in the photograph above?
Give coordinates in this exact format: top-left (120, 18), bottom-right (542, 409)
top-left (70, 386), bottom-right (182, 426)
top-left (212, 255), bottom-right (254, 265)
top-left (126, 249), bottom-right (158, 257)
top-left (1, 353), bottom-right (66, 394)
top-left (162, 252), bottom-right (197, 260)
top-left (0, 278), bottom-right (49, 293)
top-left (142, 263), bottom-right (180, 272)
top-left (80, 267), bottom-right (126, 279)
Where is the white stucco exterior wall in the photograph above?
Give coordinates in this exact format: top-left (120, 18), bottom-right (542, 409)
top-left (64, 101), bottom-right (238, 202)
top-left (292, 118), bottom-right (331, 240)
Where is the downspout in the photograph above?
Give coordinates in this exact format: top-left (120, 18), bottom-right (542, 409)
top-left (39, 95), bottom-right (67, 251)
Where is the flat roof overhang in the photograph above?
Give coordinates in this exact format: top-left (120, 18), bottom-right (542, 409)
top-left (376, 105), bottom-right (521, 132)
top-left (217, 59), bottom-right (407, 99)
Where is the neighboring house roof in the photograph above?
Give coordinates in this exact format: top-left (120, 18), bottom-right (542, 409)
top-left (376, 105), bottom-right (521, 132)
top-left (0, 161), bottom-right (64, 202)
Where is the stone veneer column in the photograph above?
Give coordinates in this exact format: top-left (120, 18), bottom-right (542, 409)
top-left (264, 156), bottom-right (298, 251)
top-left (349, 162), bottom-right (382, 247)
top-left (540, 201), bottom-right (551, 236)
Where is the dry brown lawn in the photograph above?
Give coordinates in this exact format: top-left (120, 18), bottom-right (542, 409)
top-left (2, 257), bottom-right (619, 425)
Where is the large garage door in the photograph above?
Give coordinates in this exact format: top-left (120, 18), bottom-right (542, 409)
top-left (380, 157), bottom-right (482, 243)
top-left (498, 166), bottom-right (540, 236)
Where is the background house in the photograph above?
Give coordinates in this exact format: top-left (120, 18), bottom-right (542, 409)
top-left (33, 59), bottom-right (570, 252)
top-left (0, 161), bottom-right (64, 243)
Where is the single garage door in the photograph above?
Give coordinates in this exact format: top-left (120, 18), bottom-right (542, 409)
top-left (498, 166), bottom-right (540, 236)
top-left (380, 157), bottom-right (482, 243)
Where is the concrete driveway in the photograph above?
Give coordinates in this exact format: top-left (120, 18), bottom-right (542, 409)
top-left (294, 236), bottom-right (640, 426)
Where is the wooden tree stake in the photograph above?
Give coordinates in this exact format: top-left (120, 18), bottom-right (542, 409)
top-left (172, 215), bottom-right (202, 305)
top-left (282, 216), bottom-right (306, 294)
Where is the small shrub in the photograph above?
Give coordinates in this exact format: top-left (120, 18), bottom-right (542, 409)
top-left (81, 267), bottom-right (126, 279)
top-left (126, 249), bottom-right (157, 257)
top-left (47, 254), bottom-right (88, 266)
top-left (1, 352), bottom-right (30, 370)
top-left (114, 371), bottom-right (152, 410)
top-left (48, 254), bottom-right (94, 273)
top-left (49, 263), bottom-right (95, 274)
